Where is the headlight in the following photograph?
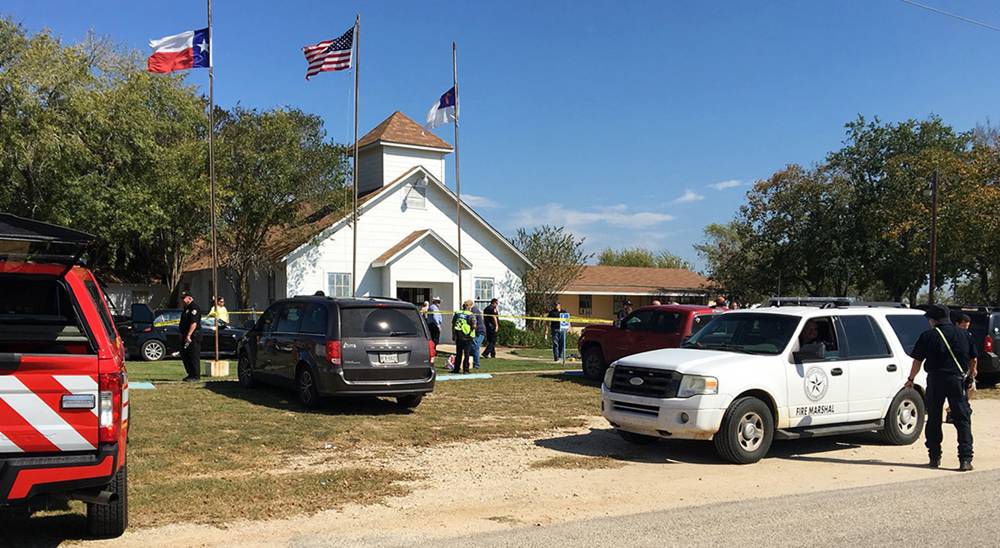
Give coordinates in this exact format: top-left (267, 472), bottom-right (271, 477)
top-left (603, 364), bottom-right (616, 387)
top-left (678, 375), bottom-right (718, 398)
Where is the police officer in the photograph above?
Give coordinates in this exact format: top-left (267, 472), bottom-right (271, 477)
top-left (178, 291), bottom-right (202, 382)
top-left (905, 304), bottom-right (976, 471)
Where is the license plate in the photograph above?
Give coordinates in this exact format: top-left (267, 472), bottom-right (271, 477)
top-left (378, 353), bottom-right (398, 364)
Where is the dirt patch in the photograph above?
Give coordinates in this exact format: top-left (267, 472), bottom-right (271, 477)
top-left (530, 455), bottom-right (625, 470)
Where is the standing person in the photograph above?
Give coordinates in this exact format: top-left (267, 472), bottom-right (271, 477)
top-left (451, 300), bottom-right (475, 374)
top-left (714, 295), bottom-right (727, 308)
top-left (483, 298), bottom-right (500, 359)
top-left (427, 297), bottom-right (443, 347)
top-left (208, 296), bottom-right (229, 324)
top-left (178, 291), bottom-right (202, 382)
top-left (651, 299), bottom-right (662, 306)
top-left (905, 304), bottom-right (976, 471)
top-left (471, 300), bottom-right (486, 369)
top-left (419, 300), bottom-right (429, 317)
top-left (616, 300), bottom-right (632, 327)
top-left (946, 313), bottom-right (979, 423)
top-left (547, 302), bottom-right (565, 362)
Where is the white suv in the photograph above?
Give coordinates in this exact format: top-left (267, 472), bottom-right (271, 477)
top-left (601, 306), bottom-right (930, 463)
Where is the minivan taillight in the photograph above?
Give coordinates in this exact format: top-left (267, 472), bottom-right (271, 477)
top-left (429, 340), bottom-right (436, 360)
top-left (326, 340), bottom-right (342, 366)
top-left (986, 336), bottom-right (994, 354)
top-left (98, 371), bottom-right (123, 444)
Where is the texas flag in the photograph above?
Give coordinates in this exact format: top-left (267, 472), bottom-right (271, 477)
top-left (147, 28), bottom-right (210, 73)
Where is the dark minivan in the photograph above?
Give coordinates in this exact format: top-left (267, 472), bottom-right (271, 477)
top-left (236, 296), bottom-right (436, 408)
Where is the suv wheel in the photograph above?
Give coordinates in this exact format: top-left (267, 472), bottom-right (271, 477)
top-left (396, 395), bottom-right (423, 409)
top-left (140, 339), bottom-right (166, 362)
top-left (87, 465), bottom-right (127, 538)
top-left (582, 347), bottom-right (605, 381)
top-left (714, 397), bottom-right (774, 464)
top-left (237, 353), bottom-right (255, 388)
top-left (617, 429), bottom-right (657, 445)
top-left (879, 388), bottom-right (925, 445)
top-left (296, 366), bottom-right (321, 408)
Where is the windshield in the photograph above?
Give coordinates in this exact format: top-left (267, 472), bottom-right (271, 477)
top-left (682, 313), bottom-right (799, 355)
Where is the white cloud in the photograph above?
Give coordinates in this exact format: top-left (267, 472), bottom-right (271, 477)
top-left (708, 179), bottom-right (743, 191)
top-left (510, 203), bottom-right (674, 230)
top-left (672, 190), bottom-right (705, 204)
top-left (462, 193), bottom-right (498, 209)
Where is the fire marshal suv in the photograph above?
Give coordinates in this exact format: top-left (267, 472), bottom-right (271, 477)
top-left (601, 306), bottom-right (930, 463)
top-left (236, 296), bottom-right (435, 409)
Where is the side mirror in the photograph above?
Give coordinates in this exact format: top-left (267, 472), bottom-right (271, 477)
top-left (794, 342), bottom-right (826, 362)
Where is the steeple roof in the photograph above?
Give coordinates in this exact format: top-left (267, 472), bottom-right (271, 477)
top-left (356, 111), bottom-right (454, 151)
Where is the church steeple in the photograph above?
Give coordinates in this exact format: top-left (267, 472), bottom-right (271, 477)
top-left (356, 111), bottom-right (453, 196)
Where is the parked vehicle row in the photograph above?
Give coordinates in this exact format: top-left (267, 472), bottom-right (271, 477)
top-left (115, 305), bottom-right (247, 361)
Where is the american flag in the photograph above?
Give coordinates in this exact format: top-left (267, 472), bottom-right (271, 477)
top-left (303, 26), bottom-right (354, 80)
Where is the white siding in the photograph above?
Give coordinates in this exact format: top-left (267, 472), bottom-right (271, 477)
top-left (283, 168), bottom-right (526, 326)
top-left (381, 146), bottom-right (445, 187)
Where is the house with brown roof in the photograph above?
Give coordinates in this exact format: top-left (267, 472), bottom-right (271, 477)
top-left (181, 111), bottom-right (532, 340)
top-left (558, 265), bottom-right (711, 320)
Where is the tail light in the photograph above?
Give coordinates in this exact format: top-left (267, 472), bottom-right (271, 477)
top-left (142, 326), bottom-right (152, 333)
top-left (428, 340), bottom-right (436, 360)
top-left (986, 336), bottom-right (993, 354)
top-left (98, 371), bottom-right (124, 444)
top-left (326, 340), bottom-right (342, 366)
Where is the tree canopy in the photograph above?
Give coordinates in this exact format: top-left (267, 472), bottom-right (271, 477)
top-left (597, 247), bottom-right (692, 270)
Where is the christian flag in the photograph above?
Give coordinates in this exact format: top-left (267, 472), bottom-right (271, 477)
top-left (425, 87), bottom-right (456, 130)
top-left (147, 28), bottom-right (210, 73)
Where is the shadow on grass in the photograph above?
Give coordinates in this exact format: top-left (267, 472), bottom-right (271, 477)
top-left (202, 380), bottom-right (415, 416)
top-left (537, 371), bottom-right (602, 389)
top-left (534, 427), bottom-right (910, 466)
top-left (1, 508), bottom-right (90, 547)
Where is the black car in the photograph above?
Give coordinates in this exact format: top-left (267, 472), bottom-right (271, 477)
top-left (236, 296), bottom-right (436, 409)
top-left (117, 303), bottom-right (248, 361)
top-left (947, 306), bottom-right (1000, 384)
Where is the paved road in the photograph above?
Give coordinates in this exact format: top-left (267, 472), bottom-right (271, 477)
top-left (325, 469), bottom-right (1000, 548)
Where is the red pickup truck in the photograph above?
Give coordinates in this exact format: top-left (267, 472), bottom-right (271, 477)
top-left (0, 214), bottom-right (129, 537)
top-left (578, 304), bottom-right (722, 380)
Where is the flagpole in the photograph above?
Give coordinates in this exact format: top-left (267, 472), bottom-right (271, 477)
top-left (351, 14), bottom-right (360, 298)
top-left (208, 0), bottom-right (220, 364)
top-left (452, 41), bottom-right (463, 304)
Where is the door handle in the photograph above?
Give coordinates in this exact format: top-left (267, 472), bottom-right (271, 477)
top-left (830, 367), bottom-right (843, 376)
top-left (886, 364), bottom-right (897, 372)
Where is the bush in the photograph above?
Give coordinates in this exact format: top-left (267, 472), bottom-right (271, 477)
top-left (497, 320), bottom-right (579, 349)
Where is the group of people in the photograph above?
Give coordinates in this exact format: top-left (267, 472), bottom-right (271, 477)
top-left (421, 296), bottom-right (500, 374)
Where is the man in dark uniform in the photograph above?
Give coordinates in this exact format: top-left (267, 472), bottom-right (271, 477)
top-left (905, 304), bottom-right (977, 470)
top-left (178, 291), bottom-right (202, 382)
top-left (483, 298), bottom-right (500, 359)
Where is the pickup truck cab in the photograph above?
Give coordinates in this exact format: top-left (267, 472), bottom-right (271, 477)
top-left (601, 306), bottom-right (929, 464)
top-left (579, 304), bottom-right (722, 380)
top-left (0, 214), bottom-right (129, 537)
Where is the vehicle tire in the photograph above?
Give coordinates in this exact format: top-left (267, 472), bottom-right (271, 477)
top-left (617, 429), bottom-right (657, 445)
top-left (396, 395), bottom-right (423, 409)
top-left (237, 353), bottom-right (255, 388)
top-left (582, 346), bottom-right (606, 381)
top-left (879, 388), bottom-right (925, 445)
top-left (87, 464), bottom-right (128, 539)
top-left (296, 366), bottom-right (321, 409)
top-left (713, 397), bottom-right (774, 464)
top-left (139, 339), bottom-right (166, 362)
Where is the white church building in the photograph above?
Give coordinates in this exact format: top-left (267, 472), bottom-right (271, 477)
top-left (182, 111), bottom-right (531, 337)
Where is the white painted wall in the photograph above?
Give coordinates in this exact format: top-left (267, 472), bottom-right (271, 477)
top-left (381, 145), bottom-right (445, 187)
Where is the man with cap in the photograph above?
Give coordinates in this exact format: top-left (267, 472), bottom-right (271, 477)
top-left (427, 297), bottom-right (442, 346)
top-left (905, 304), bottom-right (976, 470)
top-left (178, 291), bottom-right (203, 382)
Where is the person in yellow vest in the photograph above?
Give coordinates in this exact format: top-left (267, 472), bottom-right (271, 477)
top-left (451, 300), bottom-right (476, 374)
top-left (208, 296), bottom-right (230, 324)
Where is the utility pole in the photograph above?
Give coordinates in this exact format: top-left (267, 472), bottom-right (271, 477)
top-left (928, 170), bottom-right (938, 305)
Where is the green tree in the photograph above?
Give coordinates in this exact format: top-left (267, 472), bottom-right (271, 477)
top-left (215, 106), bottom-right (349, 308)
top-left (598, 247), bottom-right (692, 270)
top-left (510, 225), bottom-right (591, 321)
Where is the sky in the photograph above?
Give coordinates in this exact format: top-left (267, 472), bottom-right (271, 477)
top-left (7, 0), bottom-right (1000, 270)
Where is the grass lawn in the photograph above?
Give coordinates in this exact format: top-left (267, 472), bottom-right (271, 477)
top-left (126, 359), bottom-right (236, 382)
top-left (507, 347), bottom-right (581, 360)
top-left (16, 371), bottom-right (600, 535)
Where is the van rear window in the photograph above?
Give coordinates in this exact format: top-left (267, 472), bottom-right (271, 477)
top-left (886, 315), bottom-right (928, 356)
top-left (340, 307), bottom-right (425, 338)
top-left (0, 275), bottom-right (94, 354)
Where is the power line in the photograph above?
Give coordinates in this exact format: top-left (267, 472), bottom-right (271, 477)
top-left (898, 0), bottom-right (1000, 33)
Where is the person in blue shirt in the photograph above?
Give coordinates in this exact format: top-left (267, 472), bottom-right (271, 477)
top-left (427, 297), bottom-right (443, 346)
top-left (471, 302), bottom-right (486, 369)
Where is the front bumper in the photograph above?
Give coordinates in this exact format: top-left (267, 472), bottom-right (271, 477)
top-left (601, 385), bottom-right (726, 440)
top-left (0, 443), bottom-right (119, 504)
